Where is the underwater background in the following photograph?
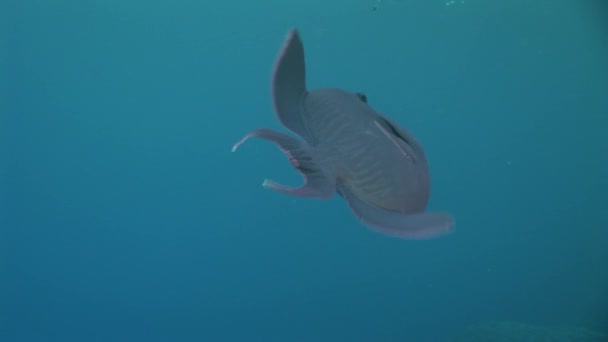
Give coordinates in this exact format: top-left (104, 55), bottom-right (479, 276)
top-left (3, 0), bottom-right (608, 341)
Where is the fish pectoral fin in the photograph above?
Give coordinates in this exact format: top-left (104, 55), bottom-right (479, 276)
top-left (232, 128), bottom-right (335, 199)
top-left (339, 186), bottom-right (454, 239)
top-left (374, 120), bottom-right (416, 163)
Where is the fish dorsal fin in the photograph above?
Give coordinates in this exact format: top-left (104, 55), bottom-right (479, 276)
top-left (271, 29), bottom-right (308, 136)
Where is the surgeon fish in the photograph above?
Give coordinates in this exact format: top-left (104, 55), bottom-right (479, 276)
top-left (232, 29), bottom-right (454, 239)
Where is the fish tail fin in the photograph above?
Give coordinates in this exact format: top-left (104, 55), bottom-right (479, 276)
top-left (232, 128), bottom-right (335, 199)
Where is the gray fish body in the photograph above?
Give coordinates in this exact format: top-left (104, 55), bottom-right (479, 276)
top-left (233, 29), bottom-right (453, 239)
top-left (300, 88), bottom-right (430, 214)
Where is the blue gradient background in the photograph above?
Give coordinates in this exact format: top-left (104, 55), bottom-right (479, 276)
top-left (3, 0), bottom-right (608, 341)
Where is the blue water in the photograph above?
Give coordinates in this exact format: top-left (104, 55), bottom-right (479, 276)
top-left (3, 0), bottom-right (607, 341)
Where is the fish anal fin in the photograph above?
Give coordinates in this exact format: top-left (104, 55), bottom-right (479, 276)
top-left (339, 185), bottom-right (454, 239)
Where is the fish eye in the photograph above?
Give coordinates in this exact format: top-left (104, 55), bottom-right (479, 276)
top-left (355, 92), bottom-right (368, 103)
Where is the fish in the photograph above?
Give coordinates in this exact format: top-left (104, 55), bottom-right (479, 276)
top-left (232, 29), bottom-right (454, 239)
